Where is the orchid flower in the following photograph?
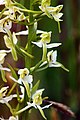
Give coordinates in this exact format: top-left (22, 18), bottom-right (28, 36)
top-left (16, 89), bottom-right (52, 119)
top-left (40, 50), bottom-right (69, 72)
top-left (47, 50), bottom-right (69, 71)
top-left (18, 68), bottom-right (33, 89)
top-left (47, 50), bottom-right (61, 67)
top-left (32, 31), bottom-right (61, 61)
top-left (0, 86), bottom-right (17, 103)
top-left (39, 5), bottom-right (63, 22)
top-left (4, 6), bottom-right (26, 22)
top-left (0, 16), bottom-right (12, 33)
top-left (32, 31), bottom-right (61, 48)
top-left (39, 4), bottom-right (63, 32)
top-left (1, 0), bottom-right (26, 22)
top-left (10, 68), bottom-right (33, 99)
top-left (27, 89), bottom-right (47, 119)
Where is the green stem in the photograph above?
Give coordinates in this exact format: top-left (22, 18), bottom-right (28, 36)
top-left (15, 105), bottom-right (32, 115)
top-left (22, 0), bottom-right (36, 120)
top-left (42, 43), bottom-right (47, 61)
top-left (12, 2), bottom-right (42, 14)
top-left (7, 83), bottom-right (17, 96)
top-left (25, 0), bottom-right (36, 69)
top-left (5, 102), bottom-right (14, 115)
top-left (30, 60), bottom-right (42, 73)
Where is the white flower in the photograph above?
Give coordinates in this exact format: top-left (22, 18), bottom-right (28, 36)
top-left (10, 68), bottom-right (33, 99)
top-left (39, 5), bottom-right (63, 22)
top-left (2, 0), bottom-right (26, 22)
top-left (18, 68), bottom-right (29, 79)
top-left (0, 86), bottom-right (16, 104)
top-left (32, 32), bottom-right (61, 48)
top-left (32, 31), bottom-right (61, 61)
top-left (40, 50), bottom-right (61, 68)
top-left (18, 68), bottom-right (33, 87)
top-left (47, 50), bottom-right (61, 67)
top-left (27, 89), bottom-right (52, 119)
top-left (40, 50), bottom-right (69, 71)
top-left (6, 6), bottom-right (26, 21)
top-left (0, 17), bottom-right (12, 33)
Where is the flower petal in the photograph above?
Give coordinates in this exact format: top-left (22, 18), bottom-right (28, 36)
top-left (46, 43), bottom-right (61, 48)
top-left (0, 67), bottom-right (11, 71)
top-left (13, 32), bottom-right (18, 45)
top-left (42, 103), bottom-right (52, 109)
top-left (39, 61), bottom-right (47, 67)
top-left (49, 62), bottom-right (61, 67)
top-left (16, 30), bottom-right (28, 35)
top-left (10, 76), bottom-right (20, 84)
top-left (24, 75), bottom-right (33, 84)
top-left (9, 116), bottom-right (18, 120)
top-left (37, 105), bottom-right (47, 120)
top-left (32, 41), bottom-right (43, 48)
top-left (51, 50), bottom-right (57, 63)
top-left (0, 95), bottom-right (14, 103)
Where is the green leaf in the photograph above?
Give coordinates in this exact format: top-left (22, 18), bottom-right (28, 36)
top-left (1, 70), bottom-right (7, 82)
top-left (7, 64), bottom-right (18, 96)
top-left (58, 21), bottom-right (61, 33)
top-left (32, 80), bottom-right (40, 95)
top-left (20, 48), bottom-right (34, 59)
top-left (37, 105), bottom-right (47, 120)
top-left (36, 65), bottom-right (48, 72)
top-left (7, 63), bottom-right (18, 79)
top-left (11, 47), bottom-right (18, 61)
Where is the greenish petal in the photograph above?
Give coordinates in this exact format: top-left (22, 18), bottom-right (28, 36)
top-left (37, 105), bottom-right (47, 120)
top-left (4, 35), bottom-right (12, 49)
top-left (22, 80), bottom-right (31, 98)
top-left (56, 62), bottom-right (69, 72)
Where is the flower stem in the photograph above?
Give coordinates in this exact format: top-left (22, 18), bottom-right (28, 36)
top-left (25, 0), bottom-right (36, 69)
top-left (22, 0), bottom-right (37, 120)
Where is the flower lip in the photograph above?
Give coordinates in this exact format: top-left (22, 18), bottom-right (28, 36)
top-left (32, 89), bottom-right (44, 105)
top-left (18, 68), bottom-right (29, 79)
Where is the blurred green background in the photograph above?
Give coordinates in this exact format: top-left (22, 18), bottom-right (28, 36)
top-left (0, 0), bottom-right (80, 120)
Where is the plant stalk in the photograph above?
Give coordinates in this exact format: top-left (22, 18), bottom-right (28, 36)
top-left (22, 0), bottom-right (36, 120)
